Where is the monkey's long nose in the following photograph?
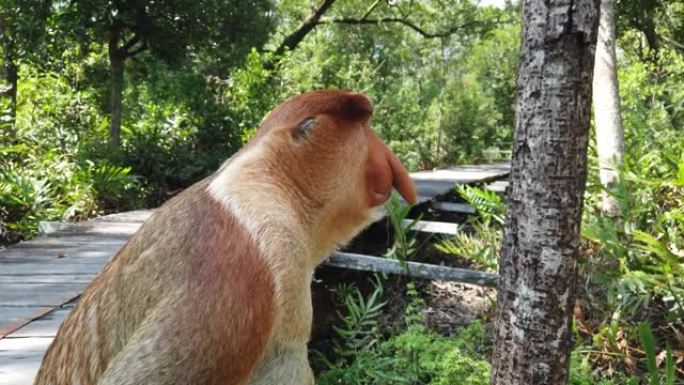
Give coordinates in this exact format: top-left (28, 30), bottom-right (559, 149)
top-left (387, 149), bottom-right (418, 205)
top-left (366, 131), bottom-right (417, 207)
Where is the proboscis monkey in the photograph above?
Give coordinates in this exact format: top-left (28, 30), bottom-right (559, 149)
top-left (33, 90), bottom-right (417, 385)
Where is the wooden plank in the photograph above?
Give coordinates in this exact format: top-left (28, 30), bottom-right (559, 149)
top-left (0, 261), bottom-right (109, 276)
top-left (0, 274), bottom-right (95, 284)
top-left (486, 180), bottom-right (509, 193)
top-left (93, 210), bottom-right (151, 223)
top-left (9, 308), bottom-right (72, 338)
top-left (431, 201), bottom-right (477, 214)
top-left (0, 306), bottom-right (54, 338)
top-left (7, 236), bottom-right (130, 250)
top-left (0, 214), bottom-right (144, 340)
top-left (326, 252), bottom-right (497, 287)
top-left (0, 249), bottom-right (113, 260)
top-left (0, 337), bottom-right (53, 385)
top-left (414, 181), bottom-right (460, 198)
top-left (37, 210), bottom-right (151, 235)
top-left (410, 163), bottom-right (510, 184)
top-left (402, 219), bottom-right (460, 235)
top-left (0, 212), bottom-right (143, 339)
top-left (0, 283), bottom-right (84, 307)
top-left (409, 163), bottom-right (510, 204)
top-left (0, 244), bottom-right (121, 260)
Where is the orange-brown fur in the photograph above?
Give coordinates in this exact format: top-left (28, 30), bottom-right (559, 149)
top-left (34, 90), bottom-right (416, 385)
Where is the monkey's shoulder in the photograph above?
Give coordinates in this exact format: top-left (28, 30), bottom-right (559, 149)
top-left (113, 177), bottom-right (270, 286)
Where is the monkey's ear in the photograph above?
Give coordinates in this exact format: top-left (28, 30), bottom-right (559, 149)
top-left (292, 117), bottom-right (317, 141)
top-left (332, 93), bottom-right (373, 123)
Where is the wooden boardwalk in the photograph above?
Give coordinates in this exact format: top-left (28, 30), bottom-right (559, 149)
top-left (0, 163), bottom-right (508, 385)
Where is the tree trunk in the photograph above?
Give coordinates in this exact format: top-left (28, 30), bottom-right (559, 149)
top-left (0, 12), bottom-right (17, 131)
top-left (593, 0), bottom-right (624, 216)
top-left (490, 1), bottom-right (600, 384)
top-left (108, 23), bottom-right (124, 148)
top-left (0, 59), bottom-right (17, 120)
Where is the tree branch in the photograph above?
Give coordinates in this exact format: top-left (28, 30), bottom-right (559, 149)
top-left (273, 0), bottom-right (338, 57)
top-left (360, 0), bottom-right (383, 21)
top-left (318, 16), bottom-right (507, 39)
top-left (662, 35), bottom-right (684, 52)
top-left (121, 34), bottom-right (141, 53)
top-left (269, 0), bottom-right (509, 68)
top-left (125, 41), bottom-right (147, 58)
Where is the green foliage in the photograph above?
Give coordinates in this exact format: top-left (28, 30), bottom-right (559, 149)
top-left (0, 62), bottom-right (141, 242)
top-left (386, 323), bottom-right (491, 385)
top-left (384, 192), bottom-right (419, 268)
top-left (456, 185), bottom-right (505, 225)
top-left (582, 49), bottom-right (684, 322)
top-left (426, 21), bottom-right (519, 165)
top-left (0, 139), bottom-right (138, 240)
top-left (318, 273), bottom-right (492, 385)
top-left (569, 351), bottom-right (634, 385)
top-left (577, 42), bottom-right (684, 377)
top-left (317, 277), bottom-right (404, 385)
top-left (77, 162), bottom-right (140, 213)
top-left (331, 277), bottom-right (387, 356)
top-left (437, 220), bottom-right (502, 272)
top-left (318, 319), bottom-right (492, 385)
top-left (404, 281), bottom-right (427, 327)
top-left (320, 300), bottom-right (629, 385)
top-left (582, 144), bottom-right (684, 320)
top-left (638, 323), bottom-right (676, 385)
top-left (54, 0), bottom-right (273, 68)
top-left (437, 185), bottom-right (505, 271)
top-left (0, 0), bottom-right (51, 67)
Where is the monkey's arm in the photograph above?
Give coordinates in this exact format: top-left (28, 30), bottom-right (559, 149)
top-left (248, 344), bottom-right (314, 385)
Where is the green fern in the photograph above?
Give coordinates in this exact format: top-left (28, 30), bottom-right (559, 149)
top-left (436, 219), bottom-right (502, 272)
top-left (331, 276), bottom-right (387, 355)
top-left (456, 184), bottom-right (505, 225)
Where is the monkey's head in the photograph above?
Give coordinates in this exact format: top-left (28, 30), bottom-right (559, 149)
top-left (214, 90), bottom-right (417, 258)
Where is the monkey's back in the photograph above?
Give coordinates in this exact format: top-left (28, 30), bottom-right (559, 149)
top-left (34, 180), bottom-right (277, 385)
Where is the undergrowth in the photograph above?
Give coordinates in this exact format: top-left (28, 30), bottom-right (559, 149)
top-left (316, 273), bottom-right (633, 385)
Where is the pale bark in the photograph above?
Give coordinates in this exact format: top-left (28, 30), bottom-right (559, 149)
top-left (0, 12), bottom-right (18, 131)
top-left (593, 0), bottom-right (624, 216)
top-left (108, 23), bottom-right (124, 148)
top-left (490, 0), bottom-right (600, 384)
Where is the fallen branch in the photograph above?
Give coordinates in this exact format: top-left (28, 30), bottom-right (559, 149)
top-left (326, 251), bottom-right (497, 287)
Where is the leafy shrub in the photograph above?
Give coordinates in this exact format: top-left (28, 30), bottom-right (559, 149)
top-left (318, 272), bottom-right (492, 385)
top-left (0, 64), bottom-right (142, 243)
top-left (582, 144), bottom-right (684, 320)
top-left (316, 276), bottom-right (630, 385)
top-left (578, 56), bottom-right (684, 375)
top-left (318, 321), bottom-right (492, 385)
top-left (569, 351), bottom-right (633, 385)
top-left (0, 140), bottom-right (140, 242)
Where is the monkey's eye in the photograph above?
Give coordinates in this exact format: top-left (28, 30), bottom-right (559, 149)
top-left (293, 117), bottom-right (316, 141)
